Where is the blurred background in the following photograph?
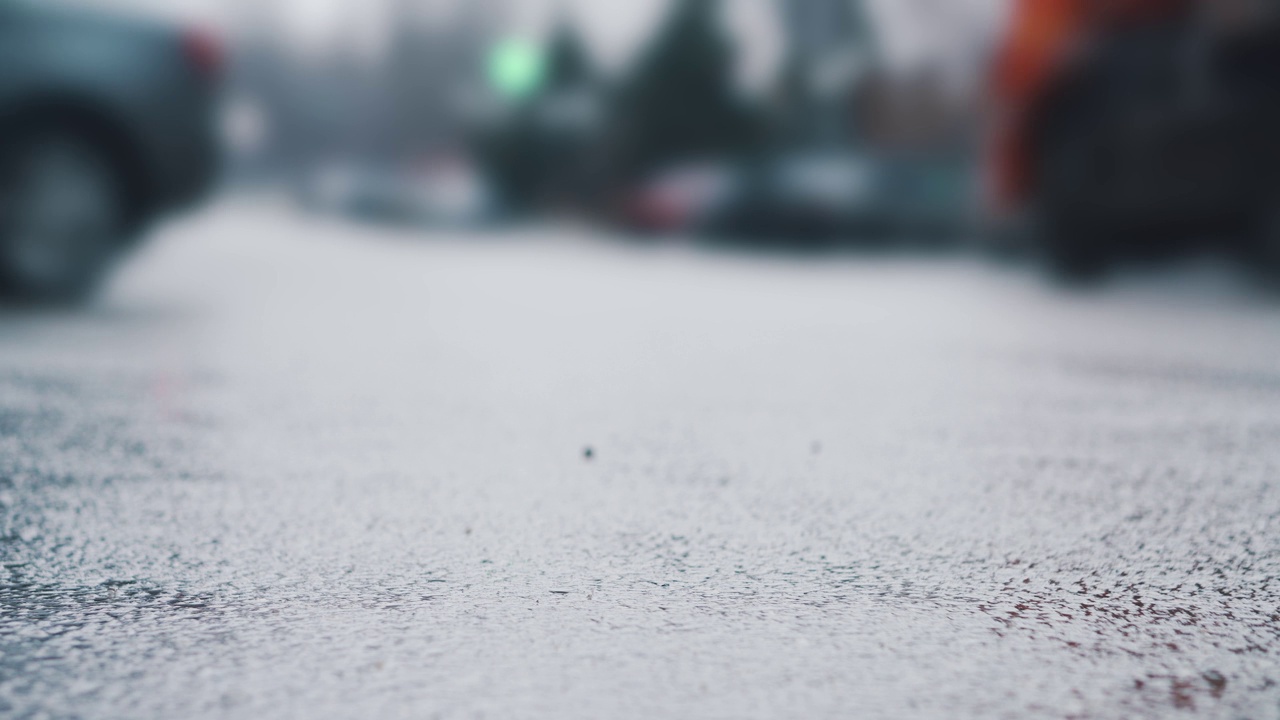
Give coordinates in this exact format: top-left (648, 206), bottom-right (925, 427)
top-left (212, 0), bottom-right (997, 248)
top-left (5, 0), bottom-right (1280, 297)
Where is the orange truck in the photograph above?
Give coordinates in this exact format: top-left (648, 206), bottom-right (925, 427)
top-left (986, 0), bottom-right (1280, 277)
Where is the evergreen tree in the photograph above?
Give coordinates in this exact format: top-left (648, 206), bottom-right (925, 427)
top-left (544, 21), bottom-right (594, 93)
top-left (480, 20), bottom-right (601, 213)
top-left (615, 0), bottom-right (758, 178)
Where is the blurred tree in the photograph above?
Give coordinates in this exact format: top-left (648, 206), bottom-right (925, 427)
top-left (774, 0), bottom-right (878, 148)
top-left (479, 20), bottom-right (604, 214)
top-left (613, 0), bottom-right (759, 179)
top-left (544, 21), bottom-right (595, 93)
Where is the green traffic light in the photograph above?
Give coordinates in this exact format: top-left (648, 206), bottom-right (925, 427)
top-left (488, 38), bottom-right (546, 99)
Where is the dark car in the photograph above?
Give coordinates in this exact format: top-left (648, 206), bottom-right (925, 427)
top-left (988, 0), bottom-right (1280, 279)
top-left (703, 152), bottom-right (969, 248)
top-left (705, 153), bottom-right (888, 246)
top-left (615, 162), bottom-right (738, 236)
top-left (0, 0), bottom-right (221, 300)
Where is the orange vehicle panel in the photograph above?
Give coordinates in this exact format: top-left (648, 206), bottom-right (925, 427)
top-left (987, 0), bottom-right (1187, 214)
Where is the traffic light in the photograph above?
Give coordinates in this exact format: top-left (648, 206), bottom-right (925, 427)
top-left (488, 38), bottom-right (547, 100)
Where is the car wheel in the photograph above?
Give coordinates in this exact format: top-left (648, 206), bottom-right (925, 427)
top-left (1034, 95), bottom-right (1112, 284)
top-left (1250, 195), bottom-right (1280, 286)
top-left (0, 130), bottom-right (125, 302)
top-left (1040, 212), bottom-right (1108, 284)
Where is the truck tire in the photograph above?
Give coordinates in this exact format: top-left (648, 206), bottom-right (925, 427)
top-left (1034, 88), bottom-right (1113, 284)
top-left (1040, 209), bottom-right (1108, 283)
top-left (0, 128), bottom-right (127, 302)
top-left (1251, 197), bottom-right (1280, 286)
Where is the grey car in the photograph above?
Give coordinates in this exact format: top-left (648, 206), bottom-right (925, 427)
top-left (0, 0), bottom-right (220, 300)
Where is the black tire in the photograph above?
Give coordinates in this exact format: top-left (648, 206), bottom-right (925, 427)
top-left (1033, 90), bottom-right (1113, 284)
top-left (0, 127), bottom-right (127, 302)
top-left (1249, 191), bottom-right (1280, 287)
top-left (1041, 214), bottom-right (1109, 284)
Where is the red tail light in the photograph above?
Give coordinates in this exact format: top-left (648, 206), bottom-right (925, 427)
top-left (182, 28), bottom-right (223, 82)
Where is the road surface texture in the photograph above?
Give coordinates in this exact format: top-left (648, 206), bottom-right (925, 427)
top-left (2, 202), bottom-right (1280, 719)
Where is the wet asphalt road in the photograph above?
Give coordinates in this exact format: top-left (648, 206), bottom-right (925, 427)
top-left (2, 202), bottom-right (1280, 719)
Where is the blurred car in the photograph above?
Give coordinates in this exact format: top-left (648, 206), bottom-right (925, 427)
top-left (864, 154), bottom-right (974, 243)
top-left (297, 158), bottom-right (499, 230)
top-left (707, 152), bottom-right (887, 245)
top-left (615, 162), bottom-right (738, 236)
top-left (702, 151), bottom-right (968, 247)
top-left (987, 0), bottom-right (1280, 278)
top-left (297, 164), bottom-right (413, 223)
top-left (0, 0), bottom-right (221, 300)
